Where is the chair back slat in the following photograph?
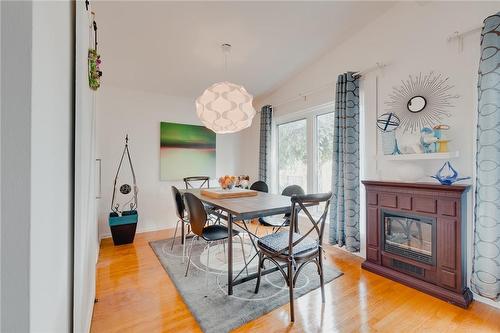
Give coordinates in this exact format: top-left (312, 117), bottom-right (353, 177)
top-left (171, 186), bottom-right (185, 219)
top-left (184, 193), bottom-right (207, 237)
top-left (287, 192), bottom-right (332, 255)
top-left (183, 176), bottom-right (210, 189)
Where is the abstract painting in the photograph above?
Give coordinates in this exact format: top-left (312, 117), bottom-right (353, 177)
top-left (160, 122), bottom-right (216, 181)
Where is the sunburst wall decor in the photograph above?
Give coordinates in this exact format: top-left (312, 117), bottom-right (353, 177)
top-left (385, 72), bottom-right (459, 133)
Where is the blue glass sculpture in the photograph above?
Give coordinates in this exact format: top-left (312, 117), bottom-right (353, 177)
top-left (431, 161), bottom-right (470, 185)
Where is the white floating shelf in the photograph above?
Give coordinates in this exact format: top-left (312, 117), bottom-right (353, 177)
top-left (380, 151), bottom-right (460, 161)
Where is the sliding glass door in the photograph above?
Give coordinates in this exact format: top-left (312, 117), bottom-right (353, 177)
top-left (316, 112), bottom-right (334, 193)
top-left (277, 119), bottom-right (307, 192)
top-left (275, 103), bottom-right (334, 199)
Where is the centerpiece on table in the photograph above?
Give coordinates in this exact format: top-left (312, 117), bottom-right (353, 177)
top-left (236, 175), bottom-right (250, 189)
top-left (218, 175), bottom-right (236, 190)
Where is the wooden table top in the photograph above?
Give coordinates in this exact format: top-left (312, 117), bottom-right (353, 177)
top-left (182, 188), bottom-right (293, 220)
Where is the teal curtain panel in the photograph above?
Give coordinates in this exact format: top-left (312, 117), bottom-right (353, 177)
top-left (472, 12), bottom-right (500, 302)
top-left (329, 72), bottom-right (360, 252)
top-left (258, 105), bottom-right (273, 183)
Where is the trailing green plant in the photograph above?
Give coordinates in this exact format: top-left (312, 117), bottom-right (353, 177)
top-left (88, 48), bottom-right (102, 91)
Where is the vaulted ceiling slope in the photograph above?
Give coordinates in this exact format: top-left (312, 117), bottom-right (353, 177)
top-left (94, 1), bottom-right (393, 99)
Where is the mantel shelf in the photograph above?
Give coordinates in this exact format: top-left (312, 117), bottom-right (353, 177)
top-left (379, 151), bottom-right (459, 161)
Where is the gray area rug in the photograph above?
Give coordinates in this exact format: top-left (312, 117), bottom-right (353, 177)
top-left (150, 236), bottom-right (343, 333)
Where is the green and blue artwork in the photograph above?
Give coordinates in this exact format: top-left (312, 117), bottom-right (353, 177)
top-left (160, 122), bottom-right (216, 181)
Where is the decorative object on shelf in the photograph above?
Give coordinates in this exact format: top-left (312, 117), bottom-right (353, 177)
top-left (400, 142), bottom-right (424, 155)
top-left (431, 161), bottom-right (470, 185)
top-left (381, 132), bottom-right (401, 155)
top-left (88, 14), bottom-right (102, 91)
top-left (218, 175), bottom-right (236, 190)
top-left (433, 124), bottom-right (450, 153)
top-left (235, 175), bottom-right (250, 189)
top-left (160, 122), bottom-right (216, 181)
top-left (377, 112), bottom-right (401, 155)
top-left (196, 44), bottom-right (256, 134)
top-left (385, 71), bottom-right (459, 133)
top-left (109, 135), bottom-right (139, 245)
top-left (377, 112), bottom-right (400, 132)
top-left (420, 127), bottom-right (439, 153)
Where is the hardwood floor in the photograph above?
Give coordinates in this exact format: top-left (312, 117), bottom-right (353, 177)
top-left (91, 228), bottom-right (500, 333)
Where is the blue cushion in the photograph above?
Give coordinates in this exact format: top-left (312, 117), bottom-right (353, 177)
top-left (258, 231), bottom-right (318, 255)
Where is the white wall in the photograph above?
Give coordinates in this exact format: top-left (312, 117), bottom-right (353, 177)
top-left (1, 1), bottom-right (75, 331)
top-left (96, 85), bottom-right (241, 238)
top-left (0, 1), bottom-right (3, 328)
top-left (1, 2), bottom-right (32, 331)
top-left (241, 2), bottom-right (499, 307)
top-left (30, 1), bottom-right (74, 331)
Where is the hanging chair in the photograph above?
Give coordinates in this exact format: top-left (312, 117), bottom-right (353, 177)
top-left (108, 135), bottom-right (139, 245)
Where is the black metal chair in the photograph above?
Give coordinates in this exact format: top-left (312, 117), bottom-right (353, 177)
top-left (183, 176), bottom-right (221, 223)
top-left (170, 186), bottom-right (191, 261)
top-left (257, 184), bottom-right (305, 234)
top-left (184, 193), bottom-right (248, 280)
top-left (254, 192), bottom-right (332, 322)
top-left (183, 176), bottom-right (210, 189)
top-left (250, 180), bottom-right (269, 193)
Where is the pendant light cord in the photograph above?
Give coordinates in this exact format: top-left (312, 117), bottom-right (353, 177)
top-left (224, 52), bottom-right (228, 74)
top-left (221, 43), bottom-right (231, 79)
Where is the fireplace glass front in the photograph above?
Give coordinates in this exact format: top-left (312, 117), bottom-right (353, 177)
top-left (382, 210), bottom-right (436, 265)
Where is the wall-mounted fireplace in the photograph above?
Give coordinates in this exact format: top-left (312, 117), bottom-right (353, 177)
top-left (382, 210), bottom-right (436, 266)
top-left (361, 181), bottom-right (472, 308)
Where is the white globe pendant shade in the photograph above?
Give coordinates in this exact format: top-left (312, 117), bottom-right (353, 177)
top-left (196, 81), bottom-right (256, 134)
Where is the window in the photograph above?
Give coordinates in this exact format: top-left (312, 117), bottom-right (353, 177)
top-left (274, 103), bottom-right (334, 201)
top-left (316, 112), bottom-right (334, 194)
top-left (277, 119), bottom-right (307, 192)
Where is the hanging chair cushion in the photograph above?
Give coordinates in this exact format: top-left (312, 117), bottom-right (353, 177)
top-left (109, 210), bottom-right (138, 227)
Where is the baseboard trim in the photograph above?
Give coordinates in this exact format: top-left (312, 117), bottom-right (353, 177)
top-left (99, 224), bottom-right (174, 241)
top-left (362, 261), bottom-right (472, 308)
top-left (472, 292), bottom-right (500, 309)
top-left (84, 287), bottom-right (95, 333)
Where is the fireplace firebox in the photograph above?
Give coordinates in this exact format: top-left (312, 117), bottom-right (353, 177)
top-left (382, 210), bottom-right (436, 265)
top-left (361, 181), bottom-right (472, 308)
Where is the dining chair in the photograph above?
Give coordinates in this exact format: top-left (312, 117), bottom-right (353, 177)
top-left (250, 180), bottom-right (269, 193)
top-left (254, 191), bottom-right (332, 322)
top-left (170, 186), bottom-right (190, 261)
top-left (184, 193), bottom-right (248, 280)
top-left (183, 175), bottom-right (221, 223)
top-left (257, 184), bottom-right (305, 234)
top-left (183, 176), bottom-right (210, 189)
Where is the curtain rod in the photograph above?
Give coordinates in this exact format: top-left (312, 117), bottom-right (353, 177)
top-left (352, 62), bottom-right (387, 78)
top-left (447, 25), bottom-right (483, 42)
top-left (272, 62), bottom-right (387, 109)
top-left (272, 82), bottom-right (335, 108)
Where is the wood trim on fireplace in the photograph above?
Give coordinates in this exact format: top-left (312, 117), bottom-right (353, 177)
top-left (361, 180), bottom-right (472, 308)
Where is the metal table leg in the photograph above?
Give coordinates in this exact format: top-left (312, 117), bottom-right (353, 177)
top-left (228, 213), bottom-right (233, 295)
top-left (181, 219), bottom-right (185, 245)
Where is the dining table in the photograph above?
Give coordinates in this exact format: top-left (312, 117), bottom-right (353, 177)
top-left (180, 188), bottom-right (302, 295)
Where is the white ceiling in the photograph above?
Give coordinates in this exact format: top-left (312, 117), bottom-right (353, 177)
top-left (94, 1), bottom-right (393, 100)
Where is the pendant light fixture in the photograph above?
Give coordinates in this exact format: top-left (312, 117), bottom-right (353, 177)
top-left (196, 44), bottom-right (256, 134)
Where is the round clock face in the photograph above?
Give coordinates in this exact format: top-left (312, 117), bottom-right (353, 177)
top-left (120, 184), bottom-right (132, 195)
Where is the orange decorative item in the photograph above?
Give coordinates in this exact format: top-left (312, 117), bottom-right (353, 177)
top-left (218, 175), bottom-right (236, 190)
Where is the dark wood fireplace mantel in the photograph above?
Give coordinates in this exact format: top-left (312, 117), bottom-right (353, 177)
top-left (361, 180), bottom-right (472, 308)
